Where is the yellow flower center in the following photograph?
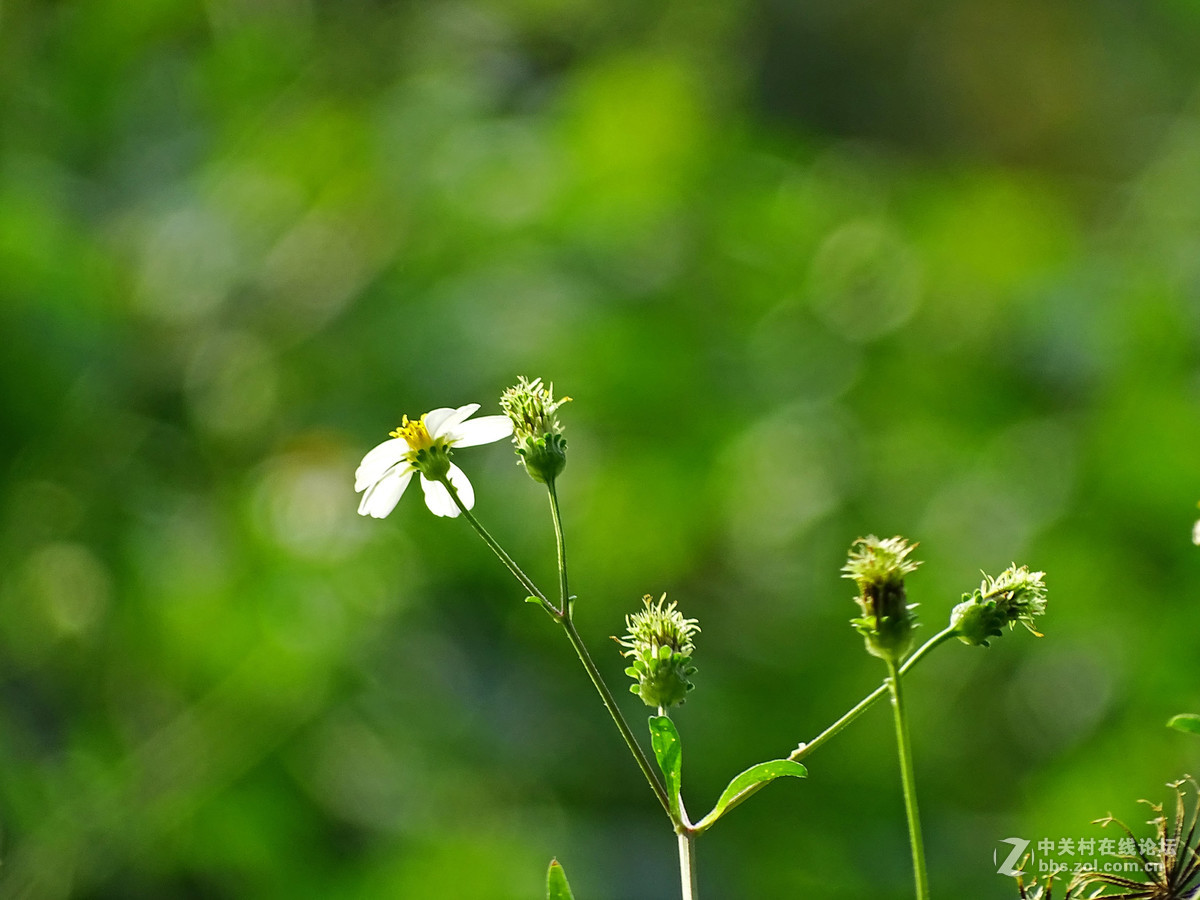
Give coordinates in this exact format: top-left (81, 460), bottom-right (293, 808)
top-left (389, 414), bottom-right (453, 480)
top-left (389, 415), bottom-right (435, 452)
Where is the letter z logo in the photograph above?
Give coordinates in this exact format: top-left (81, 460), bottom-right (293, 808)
top-left (995, 837), bottom-right (1030, 876)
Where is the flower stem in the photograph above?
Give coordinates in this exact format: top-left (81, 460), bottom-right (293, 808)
top-left (558, 614), bottom-right (673, 818)
top-left (789, 626), bottom-right (958, 763)
top-left (886, 656), bottom-right (930, 900)
top-left (685, 626), bottom-right (958, 835)
top-left (656, 706), bottom-right (699, 899)
top-left (900, 626), bottom-right (959, 676)
top-left (438, 476), bottom-right (554, 611)
top-left (678, 831), bottom-right (699, 900)
top-left (438, 475), bottom-right (672, 819)
top-left (542, 478), bottom-right (670, 817)
top-left (546, 478), bottom-right (570, 614)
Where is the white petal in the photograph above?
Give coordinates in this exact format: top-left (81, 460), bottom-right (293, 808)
top-left (355, 438), bottom-right (411, 491)
top-left (422, 407), bottom-right (458, 436)
top-left (445, 463), bottom-right (475, 508)
top-left (447, 414), bottom-right (513, 447)
top-left (357, 467), bottom-right (413, 518)
top-left (420, 463), bottom-right (474, 517)
top-left (427, 404), bottom-right (479, 439)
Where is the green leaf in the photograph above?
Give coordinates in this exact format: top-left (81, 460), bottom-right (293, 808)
top-left (694, 759), bottom-right (808, 833)
top-left (1168, 713), bottom-right (1200, 735)
top-left (649, 715), bottom-right (683, 822)
top-left (546, 859), bottom-right (576, 900)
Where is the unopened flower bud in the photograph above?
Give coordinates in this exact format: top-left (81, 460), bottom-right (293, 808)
top-left (951, 565), bottom-right (1047, 646)
top-left (616, 594), bottom-right (699, 709)
top-left (499, 376), bottom-right (570, 484)
top-left (842, 535), bottom-right (921, 663)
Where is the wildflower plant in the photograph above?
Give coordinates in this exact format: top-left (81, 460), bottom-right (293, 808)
top-left (355, 377), bottom-right (1051, 900)
top-left (354, 404), bottom-right (512, 518)
top-left (951, 565), bottom-right (1048, 646)
top-left (844, 535), bottom-right (922, 662)
top-left (618, 594), bottom-right (699, 710)
top-left (843, 535), bottom-right (929, 899)
top-left (500, 376), bottom-right (570, 485)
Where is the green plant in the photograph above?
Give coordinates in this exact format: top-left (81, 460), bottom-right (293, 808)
top-left (355, 378), bottom-right (1049, 899)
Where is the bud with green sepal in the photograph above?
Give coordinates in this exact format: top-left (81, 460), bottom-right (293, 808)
top-left (843, 536), bottom-right (928, 898)
top-left (500, 376), bottom-right (571, 484)
top-left (843, 535), bottom-right (922, 663)
top-left (950, 565), bottom-right (1047, 647)
top-left (617, 594), bottom-right (699, 710)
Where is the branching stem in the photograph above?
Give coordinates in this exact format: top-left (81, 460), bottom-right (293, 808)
top-left (789, 626), bottom-right (958, 763)
top-left (438, 475), bottom-right (671, 819)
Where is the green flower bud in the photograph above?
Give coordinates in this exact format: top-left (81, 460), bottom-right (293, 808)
top-left (499, 376), bottom-right (571, 484)
top-left (616, 594), bottom-right (699, 709)
top-left (951, 565), bottom-right (1047, 646)
top-left (842, 535), bottom-right (921, 663)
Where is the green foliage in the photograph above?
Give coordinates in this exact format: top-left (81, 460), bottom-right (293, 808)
top-left (546, 859), bottom-right (576, 900)
top-left (1168, 714), bottom-right (1200, 736)
top-left (1, 0), bottom-right (1199, 896)
top-left (694, 760), bottom-right (808, 834)
top-left (649, 713), bottom-right (806, 835)
top-left (649, 715), bottom-right (684, 824)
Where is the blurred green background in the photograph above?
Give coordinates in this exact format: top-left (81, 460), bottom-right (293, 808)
top-left (2, 0), bottom-right (1200, 897)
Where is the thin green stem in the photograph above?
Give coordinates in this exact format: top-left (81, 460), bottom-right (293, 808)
top-left (899, 626), bottom-right (959, 676)
top-left (657, 705), bottom-right (699, 900)
top-left (439, 477), bottom-right (556, 612)
top-left (543, 478), bottom-right (670, 818)
top-left (692, 627), bottom-right (959, 837)
top-left (546, 479), bottom-right (570, 614)
top-left (886, 656), bottom-right (930, 900)
top-left (789, 626), bottom-right (958, 763)
top-left (677, 831), bottom-right (699, 900)
top-left (658, 626), bottom-right (959, 857)
top-left (439, 475), bottom-right (671, 818)
top-left (789, 681), bottom-right (884, 764)
top-left (559, 614), bottom-right (672, 818)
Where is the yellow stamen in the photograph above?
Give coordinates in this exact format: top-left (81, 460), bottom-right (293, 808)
top-left (389, 415), bottom-right (434, 451)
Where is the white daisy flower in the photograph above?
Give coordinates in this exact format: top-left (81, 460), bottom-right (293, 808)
top-left (355, 404), bottom-right (513, 519)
